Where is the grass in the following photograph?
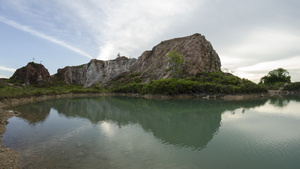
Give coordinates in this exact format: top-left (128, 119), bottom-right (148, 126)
top-left (0, 71), bottom-right (269, 99)
top-left (0, 79), bottom-right (107, 100)
top-left (110, 72), bottom-right (268, 95)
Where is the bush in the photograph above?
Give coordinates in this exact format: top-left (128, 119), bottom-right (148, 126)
top-left (260, 68), bottom-right (291, 85)
top-left (109, 73), bottom-right (268, 95)
top-left (283, 82), bottom-right (300, 91)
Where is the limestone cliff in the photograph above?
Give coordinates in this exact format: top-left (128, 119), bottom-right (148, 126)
top-left (57, 57), bottom-right (136, 87)
top-left (57, 33), bottom-right (221, 87)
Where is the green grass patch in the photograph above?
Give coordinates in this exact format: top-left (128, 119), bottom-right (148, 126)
top-left (0, 82), bottom-right (107, 99)
top-left (110, 72), bottom-right (267, 95)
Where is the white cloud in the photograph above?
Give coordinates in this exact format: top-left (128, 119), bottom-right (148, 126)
top-left (3, 0), bottom-right (200, 61)
top-left (222, 28), bottom-right (300, 64)
top-left (0, 66), bottom-right (16, 72)
top-left (0, 16), bottom-right (94, 59)
top-left (0, 66), bottom-right (15, 78)
top-left (237, 56), bottom-right (300, 72)
top-left (220, 28), bottom-right (300, 82)
top-left (220, 55), bottom-right (246, 68)
top-left (234, 56), bottom-right (300, 82)
top-left (96, 0), bottom-right (200, 60)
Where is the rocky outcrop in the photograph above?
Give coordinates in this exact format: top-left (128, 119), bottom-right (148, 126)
top-left (57, 33), bottom-right (221, 87)
top-left (11, 62), bottom-right (51, 86)
top-left (57, 57), bottom-right (136, 87)
top-left (131, 33), bottom-right (221, 81)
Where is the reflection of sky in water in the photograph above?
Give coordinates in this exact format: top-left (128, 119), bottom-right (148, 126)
top-left (99, 121), bottom-right (115, 138)
top-left (254, 100), bottom-right (300, 119)
top-left (220, 98), bottom-right (300, 163)
top-left (222, 99), bottom-right (300, 122)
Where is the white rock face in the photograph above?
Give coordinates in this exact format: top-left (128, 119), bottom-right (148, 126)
top-left (84, 58), bottom-right (136, 87)
top-left (57, 57), bottom-right (137, 87)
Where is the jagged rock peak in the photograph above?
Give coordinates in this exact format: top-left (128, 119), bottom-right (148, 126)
top-left (131, 33), bottom-right (221, 81)
top-left (11, 62), bottom-right (51, 86)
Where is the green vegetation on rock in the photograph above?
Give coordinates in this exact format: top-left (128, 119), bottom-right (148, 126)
top-left (283, 82), bottom-right (300, 91)
top-left (166, 51), bottom-right (185, 78)
top-left (110, 72), bottom-right (267, 95)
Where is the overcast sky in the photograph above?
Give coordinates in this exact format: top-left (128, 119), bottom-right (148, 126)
top-left (0, 0), bottom-right (299, 82)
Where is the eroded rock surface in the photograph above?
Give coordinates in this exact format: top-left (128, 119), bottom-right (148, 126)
top-left (57, 57), bottom-right (136, 87)
top-left (11, 62), bottom-right (51, 86)
top-left (57, 33), bottom-right (221, 87)
top-left (131, 33), bottom-right (221, 81)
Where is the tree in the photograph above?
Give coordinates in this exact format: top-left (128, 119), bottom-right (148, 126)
top-left (166, 51), bottom-right (185, 78)
top-left (260, 68), bottom-right (291, 84)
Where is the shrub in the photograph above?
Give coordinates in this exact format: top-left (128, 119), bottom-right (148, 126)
top-left (260, 68), bottom-right (291, 85)
top-left (283, 82), bottom-right (300, 91)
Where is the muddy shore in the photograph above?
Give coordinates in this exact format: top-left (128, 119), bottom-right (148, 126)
top-left (0, 91), bottom-right (294, 168)
top-left (0, 108), bottom-right (21, 169)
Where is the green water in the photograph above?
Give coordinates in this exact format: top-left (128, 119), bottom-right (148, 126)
top-left (3, 96), bottom-right (300, 169)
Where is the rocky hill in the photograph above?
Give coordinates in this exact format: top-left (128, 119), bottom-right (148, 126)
top-left (131, 33), bottom-right (221, 81)
top-left (10, 62), bottom-right (51, 86)
top-left (57, 33), bottom-right (221, 87)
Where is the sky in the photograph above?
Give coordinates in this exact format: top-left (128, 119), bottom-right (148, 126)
top-left (0, 0), bottom-right (299, 83)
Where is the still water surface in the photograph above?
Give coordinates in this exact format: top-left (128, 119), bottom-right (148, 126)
top-left (3, 96), bottom-right (300, 169)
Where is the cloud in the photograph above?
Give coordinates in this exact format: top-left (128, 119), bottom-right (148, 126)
top-left (218, 27), bottom-right (300, 82)
top-left (237, 56), bottom-right (300, 72)
top-left (234, 56), bottom-right (300, 82)
top-left (0, 66), bottom-right (16, 79)
top-left (220, 28), bottom-right (300, 66)
top-left (0, 66), bottom-right (16, 72)
top-left (1, 0), bottom-right (199, 60)
top-left (1, 0), bottom-right (300, 82)
top-left (0, 16), bottom-right (94, 59)
top-left (96, 0), bottom-right (200, 60)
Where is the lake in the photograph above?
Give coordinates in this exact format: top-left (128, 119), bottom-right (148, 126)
top-left (2, 96), bottom-right (300, 169)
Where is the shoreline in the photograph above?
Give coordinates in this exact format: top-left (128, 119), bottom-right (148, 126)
top-left (0, 108), bottom-right (21, 169)
top-left (0, 93), bottom-right (110, 169)
top-left (0, 91), bottom-right (298, 168)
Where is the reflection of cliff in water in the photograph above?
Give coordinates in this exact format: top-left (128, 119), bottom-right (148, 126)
top-left (14, 102), bottom-right (51, 125)
top-left (269, 95), bottom-right (300, 108)
top-left (15, 96), bottom-right (267, 150)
